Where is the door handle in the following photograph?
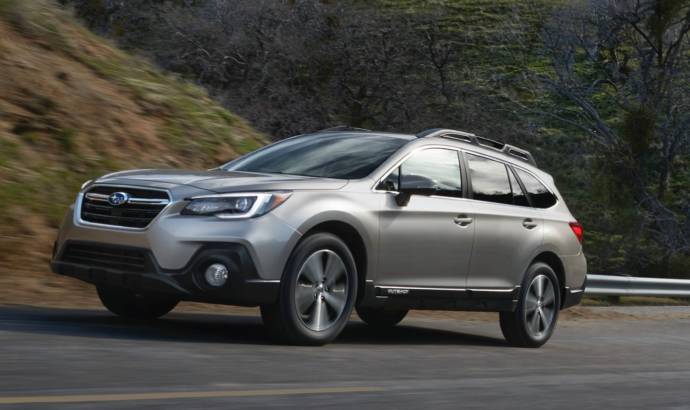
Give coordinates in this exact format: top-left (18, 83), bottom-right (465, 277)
top-left (522, 218), bottom-right (538, 229)
top-left (454, 215), bottom-right (473, 227)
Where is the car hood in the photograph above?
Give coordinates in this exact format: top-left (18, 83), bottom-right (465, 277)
top-left (94, 169), bottom-right (349, 193)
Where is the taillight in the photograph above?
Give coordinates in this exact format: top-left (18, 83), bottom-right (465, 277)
top-left (569, 222), bottom-right (583, 244)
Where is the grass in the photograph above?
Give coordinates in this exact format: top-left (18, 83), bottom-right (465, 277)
top-left (0, 0), bottom-right (19, 19)
top-left (55, 128), bottom-right (76, 152)
top-left (77, 51), bottom-right (266, 157)
top-left (0, 138), bottom-right (19, 168)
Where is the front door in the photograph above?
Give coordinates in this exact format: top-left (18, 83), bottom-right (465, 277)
top-left (377, 148), bottom-right (475, 288)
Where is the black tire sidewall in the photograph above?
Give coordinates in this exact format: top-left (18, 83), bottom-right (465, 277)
top-left (516, 262), bottom-right (561, 346)
top-left (277, 233), bottom-right (358, 345)
top-left (356, 306), bottom-right (408, 327)
top-left (97, 286), bottom-right (178, 319)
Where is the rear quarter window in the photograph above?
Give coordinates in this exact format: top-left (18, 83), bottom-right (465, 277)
top-left (514, 168), bottom-right (558, 208)
top-left (508, 168), bottom-right (530, 207)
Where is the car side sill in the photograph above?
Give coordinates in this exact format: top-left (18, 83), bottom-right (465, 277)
top-left (360, 285), bottom-right (520, 312)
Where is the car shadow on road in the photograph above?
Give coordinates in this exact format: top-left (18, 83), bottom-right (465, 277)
top-left (0, 305), bottom-right (508, 348)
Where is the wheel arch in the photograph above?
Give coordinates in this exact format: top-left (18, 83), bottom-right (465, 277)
top-left (299, 220), bottom-right (369, 302)
top-left (530, 251), bottom-right (567, 309)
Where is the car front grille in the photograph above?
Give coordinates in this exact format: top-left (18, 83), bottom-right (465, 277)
top-left (80, 186), bottom-right (170, 228)
top-left (61, 243), bottom-right (149, 272)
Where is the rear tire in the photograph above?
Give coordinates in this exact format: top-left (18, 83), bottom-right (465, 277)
top-left (261, 233), bottom-right (358, 346)
top-left (499, 262), bottom-right (560, 348)
top-left (97, 286), bottom-right (178, 320)
top-left (357, 306), bottom-right (408, 328)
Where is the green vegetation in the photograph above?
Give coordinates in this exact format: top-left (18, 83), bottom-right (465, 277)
top-left (381, 0), bottom-right (690, 278)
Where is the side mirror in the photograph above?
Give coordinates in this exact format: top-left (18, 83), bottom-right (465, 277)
top-left (395, 191), bottom-right (412, 207)
top-left (383, 168), bottom-right (436, 207)
top-left (394, 187), bottom-right (437, 207)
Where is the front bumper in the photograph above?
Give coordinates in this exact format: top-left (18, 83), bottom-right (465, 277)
top-left (55, 200), bottom-right (301, 279)
top-left (51, 241), bottom-right (279, 306)
top-left (52, 192), bottom-right (301, 306)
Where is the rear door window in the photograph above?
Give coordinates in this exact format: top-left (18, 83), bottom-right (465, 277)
top-left (466, 154), bottom-right (512, 205)
top-left (514, 168), bottom-right (558, 208)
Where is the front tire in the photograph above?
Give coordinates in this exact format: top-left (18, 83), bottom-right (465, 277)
top-left (97, 286), bottom-right (178, 320)
top-left (357, 306), bottom-right (408, 328)
top-left (499, 262), bottom-right (560, 348)
top-left (261, 233), bottom-right (358, 345)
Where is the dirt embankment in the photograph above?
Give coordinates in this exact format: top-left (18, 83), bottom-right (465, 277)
top-left (0, 0), bottom-right (265, 305)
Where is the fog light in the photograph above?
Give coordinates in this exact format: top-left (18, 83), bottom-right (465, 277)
top-left (204, 263), bottom-right (229, 287)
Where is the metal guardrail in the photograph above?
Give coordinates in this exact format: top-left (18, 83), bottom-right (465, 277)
top-left (585, 274), bottom-right (690, 297)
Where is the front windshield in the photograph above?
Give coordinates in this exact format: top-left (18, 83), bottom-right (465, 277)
top-left (224, 133), bottom-right (412, 179)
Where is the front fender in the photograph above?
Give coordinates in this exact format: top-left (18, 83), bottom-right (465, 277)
top-left (272, 191), bottom-right (382, 281)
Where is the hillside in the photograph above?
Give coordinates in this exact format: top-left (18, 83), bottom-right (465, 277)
top-left (0, 0), bottom-right (266, 304)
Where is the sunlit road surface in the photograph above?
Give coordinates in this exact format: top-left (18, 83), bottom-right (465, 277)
top-left (1, 306), bottom-right (690, 409)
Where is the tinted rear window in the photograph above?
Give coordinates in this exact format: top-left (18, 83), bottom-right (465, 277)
top-left (508, 168), bottom-right (530, 207)
top-left (466, 153), bottom-right (512, 205)
top-left (224, 133), bottom-right (410, 179)
top-left (514, 168), bottom-right (558, 208)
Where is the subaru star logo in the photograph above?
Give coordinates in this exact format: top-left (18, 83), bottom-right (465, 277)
top-left (108, 192), bottom-right (130, 206)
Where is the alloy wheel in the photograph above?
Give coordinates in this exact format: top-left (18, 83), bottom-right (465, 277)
top-left (294, 249), bottom-right (349, 332)
top-left (524, 274), bottom-right (557, 338)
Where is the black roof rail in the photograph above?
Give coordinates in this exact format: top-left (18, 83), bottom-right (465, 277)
top-left (416, 128), bottom-right (537, 167)
top-left (318, 125), bottom-right (372, 133)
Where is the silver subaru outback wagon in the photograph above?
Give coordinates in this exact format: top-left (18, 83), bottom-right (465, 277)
top-left (51, 127), bottom-right (586, 347)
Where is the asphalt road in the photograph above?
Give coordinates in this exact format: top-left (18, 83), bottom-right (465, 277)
top-left (1, 306), bottom-right (690, 409)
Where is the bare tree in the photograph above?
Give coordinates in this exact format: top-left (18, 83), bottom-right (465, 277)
top-left (537, 0), bottom-right (690, 265)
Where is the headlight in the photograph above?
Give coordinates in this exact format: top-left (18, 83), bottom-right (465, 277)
top-left (181, 192), bottom-right (291, 219)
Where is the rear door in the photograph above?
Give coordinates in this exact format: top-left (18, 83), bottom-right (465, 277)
top-left (377, 147), bottom-right (475, 288)
top-left (464, 153), bottom-right (544, 289)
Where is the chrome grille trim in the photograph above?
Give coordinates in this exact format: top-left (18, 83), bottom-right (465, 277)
top-left (84, 193), bottom-right (109, 202)
top-left (84, 192), bottom-right (170, 206)
top-left (76, 185), bottom-right (172, 231)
